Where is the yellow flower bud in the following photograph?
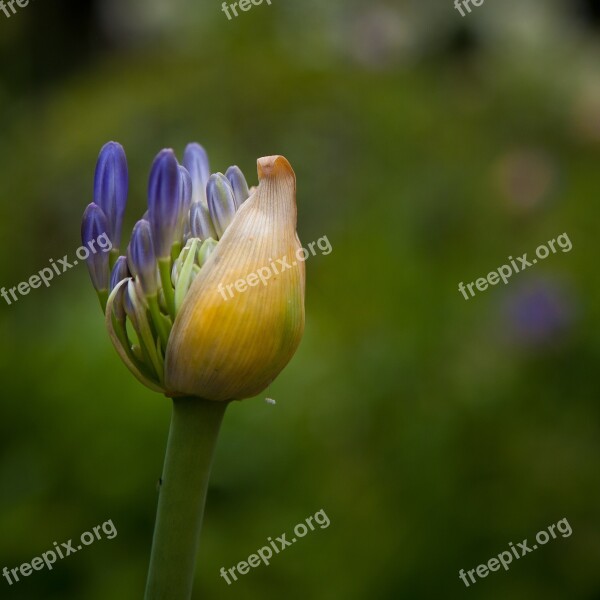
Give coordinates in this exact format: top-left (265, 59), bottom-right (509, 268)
top-left (164, 155), bottom-right (305, 401)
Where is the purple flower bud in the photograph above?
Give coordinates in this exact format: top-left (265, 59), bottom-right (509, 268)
top-left (110, 276), bottom-right (128, 324)
top-left (110, 255), bottom-right (130, 292)
top-left (207, 173), bottom-right (236, 238)
top-left (94, 142), bottom-right (128, 250)
top-left (81, 203), bottom-right (110, 292)
top-left (226, 165), bottom-right (250, 208)
top-left (179, 166), bottom-right (193, 215)
top-left (190, 201), bottom-right (217, 241)
top-left (177, 166), bottom-right (193, 242)
top-left (148, 149), bottom-right (181, 259)
top-left (183, 143), bottom-right (210, 205)
top-left (123, 278), bottom-right (140, 331)
top-left (128, 220), bottom-right (158, 296)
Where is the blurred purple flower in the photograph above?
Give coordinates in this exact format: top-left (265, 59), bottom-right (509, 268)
top-left (503, 278), bottom-right (576, 346)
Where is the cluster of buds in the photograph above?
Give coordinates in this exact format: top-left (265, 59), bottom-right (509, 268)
top-left (81, 142), bottom-right (305, 401)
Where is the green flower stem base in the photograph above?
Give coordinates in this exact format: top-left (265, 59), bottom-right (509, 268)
top-left (145, 397), bottom-right (228, 600)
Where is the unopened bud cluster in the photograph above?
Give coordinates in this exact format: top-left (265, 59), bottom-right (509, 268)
top-left (81, 141), bottom-right (251, 393)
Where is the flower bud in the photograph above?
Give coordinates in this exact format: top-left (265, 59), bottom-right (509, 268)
top-left (110, 255), bottom-right (130, 292)
top-left (197, 238), bottom-right (217, 266)
top-left (190, 201), bottom-right (217, 241)
top-left (175, 166), bottom-right (193, 246)
top-left (90, 142), bottom-right (304, 402)
top-left (148, 149), bottom-right (181, 259)
top-left (171, 238), bottom-right (198, 287)
top-left (94, 142), bottom-right (128, 251)
top-left (123, 278), bottom-right (140, 330)
top-left (81, 203), bottom-right (110, 293)
top-left (206, 173), bottom-right (236, 238)
top-left (225, 165), bottom-right (250, 208)
top-left (109, 257), bottom-right (129, 322)
top-left (165, 155), bottom-right (305, 401)
top-left (128, 220), bottom-right (158, 296)
top-left (106, 277), bottom-right (164, 393)
top-left (179, 166), bottom-right (193, 215)
top-left (183, 143), bottom-right (210, 205)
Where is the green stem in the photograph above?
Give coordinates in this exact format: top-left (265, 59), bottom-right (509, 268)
top-left (158, 258), bottom-right (176, 319)
top-left (147, 294), bottom-right (172, 351)
top-left (171, 241), bottom-right (182, 264)
top-left (145, 397), bottom-right (227, 600)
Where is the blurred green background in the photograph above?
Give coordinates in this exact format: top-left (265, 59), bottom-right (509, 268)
top-left (1, 0), bottom-right (599, 598)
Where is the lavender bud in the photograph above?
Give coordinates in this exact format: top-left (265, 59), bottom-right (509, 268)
top-left (190, 201), bottom-right (217, 241)
top-left (180, 166), bottom-right (193, 215)
top-left (128, 220), bottom-right (158, 296)
top-left (94, 142), bottom-right (128, 250)
top-left (123, 278), bottom-right (140, 331)
top-left (226, 165), bottom-right (250, 208)
top-left (207, 173), bottom-right (236, 238)
top-left (81, 203), bottom-right (110, 292)
top-left (110, 255), bottom-right (130, 292)
top-left (148, 149), bottom-right (181, 259)
top-left (177, 166), bottom-right (193, 243)
top-left (110, 276), bottom-right (128, 324)
top-left (183, 143), bottom-right (210, 205)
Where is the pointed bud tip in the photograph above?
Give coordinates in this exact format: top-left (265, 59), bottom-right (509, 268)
top-left (81, 203), bottom-right (108, 243)
top-left (184, 142), bottom-right (208, 159)
top-left (207, 173), bottom-right (236, 238)
top-left (183, 143), bottom-right (211, 205)
top-left (102, 140), bottom-right (125, 152)
top-left (110, 255), bottom-right (130, 292)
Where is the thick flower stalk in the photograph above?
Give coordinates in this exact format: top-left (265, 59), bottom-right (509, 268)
top-left (81, 141), bottom-right (305, 599)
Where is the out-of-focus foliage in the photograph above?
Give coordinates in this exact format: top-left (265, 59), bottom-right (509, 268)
top-left (0, 0), bottom-right (599, 598)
